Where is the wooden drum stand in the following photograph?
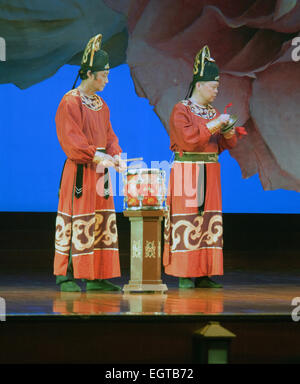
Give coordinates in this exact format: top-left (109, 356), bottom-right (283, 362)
top-left (123, 209), bottom-right (168, 293)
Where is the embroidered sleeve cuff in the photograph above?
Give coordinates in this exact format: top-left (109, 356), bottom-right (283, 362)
top-left (206, 116), bottom-right (223, 134)
top-left (223, 129), bottom-right (236, 139)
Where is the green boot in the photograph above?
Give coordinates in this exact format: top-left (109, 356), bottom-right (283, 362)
top-left (195, 276), bottom-right (223, 288)
top-left (179, 277), bottom-right (195, 289)
top-left (86, 279), bottom-right (121, 292)
top-left (60, 281), bottom-right (81, 292)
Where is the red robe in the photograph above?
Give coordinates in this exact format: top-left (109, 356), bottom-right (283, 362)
top-left (54, 89), bottom-right (121, 280)
top-left (163, 99), bottom-right (237, 277)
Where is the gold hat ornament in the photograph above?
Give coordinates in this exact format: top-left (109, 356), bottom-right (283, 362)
top-left (185, 45), bottom-right (220, 98)
top-left (81, 34), bottom-right (103, 67)
top-left (192, 45), bottom-right (219, 83)
top-left (72, 34), bottom-right (109, 89)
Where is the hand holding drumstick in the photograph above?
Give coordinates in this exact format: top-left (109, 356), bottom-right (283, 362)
top-left (114, 156), bottom-right (143, 173)
top-left (93, 150), bottom-right (143, 172)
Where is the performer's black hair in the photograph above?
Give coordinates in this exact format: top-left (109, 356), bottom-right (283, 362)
top-left (185, 82), bottom-right (194, 99)
top-left (72, 71), bottom-right (80, 90)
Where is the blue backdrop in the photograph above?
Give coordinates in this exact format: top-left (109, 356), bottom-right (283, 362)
top-left (0, 64), bottom-right (299, 213)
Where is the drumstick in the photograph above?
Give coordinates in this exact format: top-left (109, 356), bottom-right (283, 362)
top-left (95, 150), bottom-right (143, 163)
top-left (123, 157), bottom-right (143, 162)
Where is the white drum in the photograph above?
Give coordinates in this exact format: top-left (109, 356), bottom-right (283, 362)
top-left (123, 168), bottom-right (166, 210)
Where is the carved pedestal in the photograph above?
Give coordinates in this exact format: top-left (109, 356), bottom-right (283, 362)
top-left (123, 210), bottom-right (168, 293)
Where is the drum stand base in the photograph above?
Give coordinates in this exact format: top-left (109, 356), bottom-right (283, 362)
top-left (123, 282), bottom-right (168, 293)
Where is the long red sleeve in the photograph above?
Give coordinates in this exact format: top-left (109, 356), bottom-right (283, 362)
top-left (218, 133), bottom-right (238, 153)
top-left (170, 103), bottom-right (212, 152)
top-left (105, 109), bottom-right (122, 157)
top-left (56, 95), bottom-right (96, 163)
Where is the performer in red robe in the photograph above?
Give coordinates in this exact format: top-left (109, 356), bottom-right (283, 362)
top-left (163, 46), bottom-right (239, 289)
top-left (54, 34), bottom-right (126, 292)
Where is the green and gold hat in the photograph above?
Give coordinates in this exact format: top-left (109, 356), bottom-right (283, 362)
top-left (186, 45), bottom-right (219, 98)
top-left (72, 34), bottom-right (110, 88)
top-left (80, 34), bottom-right (109, 72)
top-left (192, 45), bottom-right (219, 84)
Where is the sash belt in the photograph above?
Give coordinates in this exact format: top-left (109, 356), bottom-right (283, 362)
top-left (98, 148), bottom-right (110, 200)
top-left (75, 164), bottom-right (84, 199)
top-left (73, 148), bottom-right (109, 200)
top-left (174, 152), bottom-right (218, 163)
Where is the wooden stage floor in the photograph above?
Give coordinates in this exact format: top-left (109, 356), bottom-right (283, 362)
top-left (1, 270), bottom-right (299, 318)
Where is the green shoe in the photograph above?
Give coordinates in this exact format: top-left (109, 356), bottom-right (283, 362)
top-left (86, 279), bottom-right (121, 292)
top-left (60, 281), bottom-right (81, 292)
top-left (179, 277), bottom-right (195, 289)
top-left (195, 276), bottom-right (222, 288)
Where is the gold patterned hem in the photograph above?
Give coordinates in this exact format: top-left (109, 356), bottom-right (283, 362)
top-left (164, 210), bottom-right (223, 252)
top-left (55, 211), bottom-right (118, 257)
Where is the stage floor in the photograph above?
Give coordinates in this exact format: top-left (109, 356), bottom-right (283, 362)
top-left (1, 271), bottom-right (299, 318)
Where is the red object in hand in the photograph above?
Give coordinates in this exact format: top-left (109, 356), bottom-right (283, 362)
top-left (224, 103), bottom-right (232, 114)
top-left (223, 102), bottom-right (247, 138)
top-left (235, 126), bottom-right (247, 137)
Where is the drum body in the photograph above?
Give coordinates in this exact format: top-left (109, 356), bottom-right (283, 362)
top-left (123, 168), bottom-right (166, 210)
